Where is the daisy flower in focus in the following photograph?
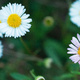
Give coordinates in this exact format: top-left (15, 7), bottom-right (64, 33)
top-left (35, 76), bottom-right (45, 80)
top-left (0, 3), bottom-right (32, 38)
top-left (69, 0), bottom-right (80, 27)
top-left (67, 34), bottom-right (80, 64)
top-left (0, 41), bottom-right (3, 58)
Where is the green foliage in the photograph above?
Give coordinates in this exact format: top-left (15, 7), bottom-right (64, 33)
top-left (54, 73), bottom-right (74, 80)
top-left (0, 0), bottom-right (80, 80)
top-left (44, 39), bottom-right (64, 68)
top-left (68, 62), bottom-right (79, 71)
top-left (10, 73), bottom-right (32, 80)
top-left (0, 70), bottom-right (6, 80)
top-left (71, 71), bottom-right (80, 75)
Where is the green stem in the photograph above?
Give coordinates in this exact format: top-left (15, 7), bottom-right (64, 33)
top-left (20, 37), bottom-right (32, 54)
top-left (30, 70), bottom-right (36, 78)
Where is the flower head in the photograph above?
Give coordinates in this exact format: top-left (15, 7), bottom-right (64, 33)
top-left (43, 16), bottom-right (54, 27)
top-left (0, 41), bottom-right (3, 58)
top-left (69, 0), bottom-right (80, 27)
top-left (43, 58), bottom-right (53, 68)
top-left (35, 76), bottom-right (45, 80)
top-left (0, 3), bottom-right (32, 38)
top-left (67, 34), bottom-right (80, 64)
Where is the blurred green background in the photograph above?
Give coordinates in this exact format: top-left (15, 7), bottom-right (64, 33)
top-left (0, 0), bottom-right (80, 80)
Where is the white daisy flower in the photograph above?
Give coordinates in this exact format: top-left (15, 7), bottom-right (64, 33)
top-left (69, 0), bottom-right (80, 27)
top-left (35, 76), bottom-right (45, 80)
top-left (0, 41), bottom-right (3, 58)
top-left (0, 20), bottom-right (3, 38)
top-left (0, 3), bottom-right (32, 38)
top-left (67, 34), bottom-right (80, 64)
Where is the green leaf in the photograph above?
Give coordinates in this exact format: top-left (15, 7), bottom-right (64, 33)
top-left (31, 22), bottom-right (55, 40)
top-left (54, 73), bottom-right (74, 80)
top-left (0, 70), bottom-right (6, 80)
top-left (71, 71), bottom-right (80, 75)
top-left (60, 73), bottom-right (74, 79)
top-left (68, 62), bottom-right (79, 71)
top-left (44, 39), bottom-right (65, 68)
top-left (10, 72), bottom-right (32, 80)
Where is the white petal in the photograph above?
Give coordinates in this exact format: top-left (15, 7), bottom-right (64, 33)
top-left (78, 61), bottom-right (80, 64)
top-left (77, 33), bottom-right (80, 41)
top-left (0, 33), bottom-right (3, 38)
top-left (22, 18), bottom-right (32, 23)
top-left (69, 8), bottom-right (80, 17)
top-left (67, 51), bottom-right (77, 54)
top-left (8, 3), bottom-right (13, 13)
top-left (69, 55), bottom-right (80, 63)
top-left (69, 44), bottom-right (78, 51)
top-left (71, 37), bottom-right (80, 48)
top-left (12, 3), bottom-right (17, 13)
top-left (21, 14), bottom-right (30, 19)
top-left (16, 4), bottom-right (22, 14)
top-left (0, 41), bottom-right (3, 58)
top-left (67, 48), bottom-right (77, 52)
top-left (70, 16), bottom-right (80, 27)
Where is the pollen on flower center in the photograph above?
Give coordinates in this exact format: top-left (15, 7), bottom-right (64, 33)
top-left (78, 47), bottom-right (80, 55)
top-left (7, 14), bottom-right (21, 28)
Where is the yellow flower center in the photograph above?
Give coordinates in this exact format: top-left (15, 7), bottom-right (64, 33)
top-left (0, 21), bottom-right (1, 23)
top-left (78, 47), bottom-right (80, 55)
top-left (7, 14), bottom-right (21, 28)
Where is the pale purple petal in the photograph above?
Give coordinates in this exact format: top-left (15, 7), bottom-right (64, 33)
top-left (71, 37), bottom-right (80, 48)
top-left (78, 61), bottom-right (80, 64)
top-left (77, 33), bottom-right (80, 41)
top-left (69, 55), bottom-right (80, 63)
top-left (67, 48), bottom-right (77, 52)
top-left (67, 51), bottom-right (77, 54)
top-left (69, 44), bottom-right (78, 51)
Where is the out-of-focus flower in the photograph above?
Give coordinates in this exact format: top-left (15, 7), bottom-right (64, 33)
top-left (69, 0), bottom-right (80, 27)
top-left (43, 16), bottom-right (54, 27)
top-left (0, 3), bottom-right (32, 38)
top-left (0, 33), bottom-right (3, 38)
top-left (0, 41), bottom-right (3, 58)
top-left (67, 34), bottom-right (80, 64)
top-left (0, 20), bottom-right (3, 38)
top-left (43, 58), bottom-right (53, 68)
top-left (35, 76), bottom-right (45, 80)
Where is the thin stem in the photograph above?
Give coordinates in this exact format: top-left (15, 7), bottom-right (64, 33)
top-left (30, 70), bottom-right (36, 78)
top-left (20, 37), bottom-right (32, 54)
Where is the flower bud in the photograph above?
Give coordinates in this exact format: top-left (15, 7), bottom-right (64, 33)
top-left (43, 58), bottom-right (53, 68)
top-left (35, 76), bottom-right (45, 80)
top-left (43, 16), bottom-right (54, 27)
